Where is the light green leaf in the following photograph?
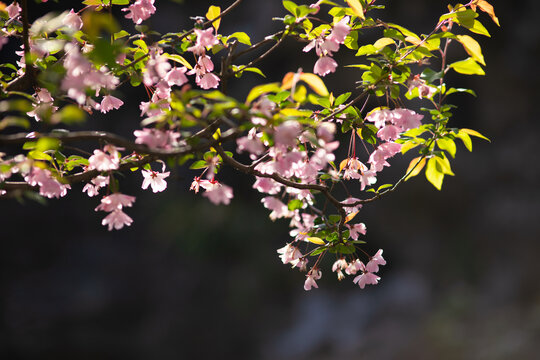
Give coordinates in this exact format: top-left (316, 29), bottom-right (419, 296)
top-left (425, 157), bottom-right (444, 190)
top-left (449, 57), bottom-right (485, 75)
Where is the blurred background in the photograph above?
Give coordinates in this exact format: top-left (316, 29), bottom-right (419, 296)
top-left (1, 0), bottom-right (539, 359)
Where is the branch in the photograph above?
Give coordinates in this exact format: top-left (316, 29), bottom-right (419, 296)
top-left (0, 127), bottom-right (239, 158)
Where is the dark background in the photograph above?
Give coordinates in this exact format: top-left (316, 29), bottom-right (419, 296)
top-left (1, 0), bottom-right (539, 359)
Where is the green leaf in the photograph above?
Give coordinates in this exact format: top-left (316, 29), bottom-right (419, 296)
top-left (28, 150), bottom-right (52, 161)
top-left (163, 53), bottom-right (192, 69)
top-left (113, 30), bottom-right (130, 40)
top-left (228, 32), bottom-right (251, 46)
top-left (425, 157), bottom-right (444, 190)
top-left (51, 105), bottom-right (86, 125)
top-left (456, 35), bottom-right (485, 65)
top-left (287, 199), bottom-right (304, 211)
top-left (189, 160), bottom-right (208, 170)
top-left (437, 137), bottom-right (457, 158)
top-left (460, 128), bottom-right (490, 142)
top-left (0, 116), bottom-right (30, 130)
top-left (449, 57), bottom-right (485, 75)
top-left (112, 0), bottom-right (130, 4)
top-left (246, 83), bottom-right (281, 103)
top-left (206, 5), bottom-right (221, 32)
top-left (456, 132), bottom-right (472, 151)
top-left (283, 0), bottom-right (298, 16)
top-left (36, 137), bottom-right (60, 152)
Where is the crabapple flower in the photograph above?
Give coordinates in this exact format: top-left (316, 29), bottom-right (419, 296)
top-left (88, 146), bottom-right (120, 171)
top-left (392, 108), bottom-right (423, 131)
top-left (63, 9), bottom-right (83, 30)
top-left (274, 120), bottom-right (302, 148)
top-left (202, 182), bottom-right (234, 205)
top-left (332, 258), bottom-right (348, 281)
top-left (165, 67), bottom-right (188, 86)
top-left (82, 175), bottom-right (109, 197)
top-left (313, 56), bottom-right (337, 76)
top-left (122, 0), bottom-right (156, 25)
top-left (277, 243), bottom-right (302, 266)
top-left (198, 72), bottom-right (220, 89)
top-left (100, 95), bottom-right (124, 113)
top-left (25, 167), bottom-right (70, 198)
top-left (304, 269), bottom-right (322, 291)
top-left (102, 209), bottom-right (133, 231)
top-left (188, 28), bottom-right (220, 55)
top-left (327, 16), bottom-right (351, 44)
top-left (141, 169), bottom-right (170, 193)
top-left (95, 193), bottom-right (136, 212)
top-left (134, 128), bottom-right (180, 149)
top-left (6, 2), bottom-right (21, 20)
top-left (353, 270), bottom-right (380, 289)
top-left (252, 177), bottom-right (282, 195)
top-left (261, 196), bottom-right (293, 220)
top-left (366, 249), bottom-right (387, 273)
top-left (347, 222), bottom-right (367, 240)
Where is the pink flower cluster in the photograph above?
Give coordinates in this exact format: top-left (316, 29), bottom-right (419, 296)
top-left (303, 16), bottom-right (351, 76)
top-left (332, 249), bottom-right (387, 289)
top-left (186, 29), bottom-right (221, 89)
top-left (95, 193), bottom-right (136, 231)
top-left (190, 177), bottom-right (233, 205)
top-left (122, 0), bottom-right (156, 25)
top-left (25, 167), bottom-right (70, 198)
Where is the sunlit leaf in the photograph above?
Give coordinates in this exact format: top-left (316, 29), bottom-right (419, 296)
top-left (456, 35), bottom-right (485, 65)
top-left (404, 157), bottom-right (426, 181)
top-left (345, 0), bottom-right (365, 20)
top-left (206, 5), bottom-right (221, 32)
top-left (449, 57), bottom-right (485, 75)
top-left (307, 237), bottom-right (326, 245)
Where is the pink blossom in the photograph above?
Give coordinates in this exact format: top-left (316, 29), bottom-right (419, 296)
top-left (63, 9), bottom-right (83, 30)
top-left (236, 128), bottom-right (265, 158)
top-left (134, 128), bottom-right (175, 149)
top-left (95, 193), bottom-right (136, 212)
top-left (152, 80), bottom-right (172, 100)
top-left (327, 16), bottom-right (351, 44)
top-left (358, 166), bottom-right (377, 190)
top-left (143, 52), bottom-right (171, 86)
top-left (332, 258), bottom-right (348, 281)
top-left (165, 67), bottom-right (188, 86)
top-left (345, 259), bottom-right (364, 275)
top-left (252, 177), bottom-right (282, 195)
top-left (353, 271), bottom-right (380, 289)
top-left (392, 108), bottom-right (423, 131)
top-left (313, 56), bottom-right (337, 76)
top-left (366, 249), bottom-right (387, 273)
top-left (366, 108), bottom-right (393, 129)
top-left (122, 0), bottom-right (156, 25)
top-left (36, 89), bottom-right (54, 103)
top-left (25, 167), bottom-right (70, 198)
top-left (188, 28), bottom-right (219, 55)
top-left (197, 72), bottom-right (220, 89)
top-left (341, 197), bottom-right (363, 214)
top-left (82, 175), bottom-right (109, 197)
top-left (141, 169), bottom-right (170, 193)
top-left (274, 120), bottom-right (302, 148)
top-left (88, 146), bottom-right (120, 171)
top-left (304, 269), bottom-right (322, 291)
top-left (102, 209), bottom-right (133, 231)
top-left (203, 183), bottom-right (234, 205)
top-left (377, 124), bottom-right (401, 141)
top-left (6, 2), bottom-right (21, 20)
top-left (261, 196), bottom-right (293, 220)
top-left (347, 222), bottom-right (367, 240)
top-left (100, 95), bottom-right (124, 113)
top-left (317, 122), bottom-right (336, 143)
top-left (277, 243), bottom-right (302, 265)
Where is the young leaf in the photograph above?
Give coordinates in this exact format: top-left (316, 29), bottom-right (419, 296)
top-left (404, 157), bottom-right (426, 181)
top-left (307, 237), bottom-right (326, 245)
top-left (456, 35), bottom-right (485, 65)
top-left (345, 0), bottom-right (365, 20)
top-left (206, 5), bottom-right (221, 32)
top-left (425, 157), bottom-right (444, 190)
top-left (449, 58), bottom-right (485, 75)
